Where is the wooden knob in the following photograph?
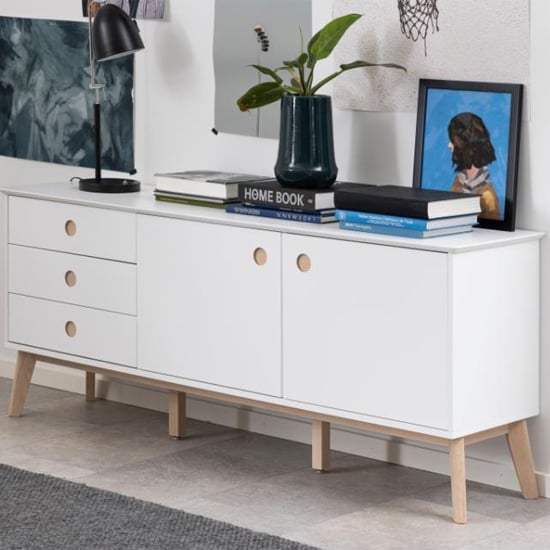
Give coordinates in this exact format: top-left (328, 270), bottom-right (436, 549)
top-left (253, 247), bottom-right (267, 266)
top-left (64, 270), bottom-right (77, 287)
top-left (65, 220), bottom-right (77, 236)
top-left (65, 321), bottom-right (77, 338)
top-left (296, 253), bottom-right (311, 272)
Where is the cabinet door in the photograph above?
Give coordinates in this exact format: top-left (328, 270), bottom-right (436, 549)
top-left (282, 234), bottom-right (449, 429)
top-left (137, 215), bottom-right (282, 396)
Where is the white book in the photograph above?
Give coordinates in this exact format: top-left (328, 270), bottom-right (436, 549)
top-left (154, 170), bottom-right (271, 199)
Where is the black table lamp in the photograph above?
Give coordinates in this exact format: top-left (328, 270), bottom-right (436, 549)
top-left (79, 1), bottom-right (145, 193)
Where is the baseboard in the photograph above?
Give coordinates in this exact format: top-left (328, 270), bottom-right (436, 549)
top-left (1, 356), bottom-right (547, 497)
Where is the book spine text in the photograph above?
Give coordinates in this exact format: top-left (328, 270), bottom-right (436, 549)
top-left (336, 210), bottom-right (430, 229)
top-left (226, 204), bottom-right (328, 223)
top-left (239, 184), bottom-right (319, 211)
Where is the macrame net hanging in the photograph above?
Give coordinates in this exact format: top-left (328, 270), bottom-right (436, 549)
top-left (398, 0), bottom-right (439, 55)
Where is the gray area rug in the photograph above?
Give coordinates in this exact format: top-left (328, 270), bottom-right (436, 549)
top-left (0, 464), bottom-right (319, 550)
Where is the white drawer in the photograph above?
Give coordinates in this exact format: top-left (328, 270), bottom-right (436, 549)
top-left (8, 294), bottom-right (136, 367)
top-left (8, 197), bottom-right (136, 262)
top-left (9, 245), bottom-right (136, 315)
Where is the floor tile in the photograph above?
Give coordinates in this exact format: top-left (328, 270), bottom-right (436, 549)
top-left (0, 378), bottom-right (73, 413)
top-left (286, 497), bottom-right (519, 550)
top-left (0, 409), bottom-right (95, 452)
top-left (78, 431), bottom-right (311, 508)
top-left (30, 395), bottom-right (160, 426)
top-left (461, 514), bottom-right (550, 548)
top-left (181, 453), bottom-right (449, 536)
top-left (415, 480), bottom-right (550, 523)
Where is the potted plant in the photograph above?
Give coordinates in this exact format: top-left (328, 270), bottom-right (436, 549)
top-left (237, 13), bottom-right (406, 189)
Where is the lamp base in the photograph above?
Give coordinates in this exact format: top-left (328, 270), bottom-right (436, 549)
top-left (78, 177), bottom-right (140, 193)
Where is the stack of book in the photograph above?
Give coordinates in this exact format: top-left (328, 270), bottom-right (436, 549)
top-left (154, 170), bottom-right (272, 209)
top-left (334, 185), bottom-right (482, 238)
top-left (226, 180), bottom-right (366, 224)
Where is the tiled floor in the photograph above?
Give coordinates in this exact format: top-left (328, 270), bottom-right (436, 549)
top-left (2, 377), bottom-right (550, 549)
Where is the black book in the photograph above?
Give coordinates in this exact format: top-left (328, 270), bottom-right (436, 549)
top-left (238, 179), bottom-right (368, 213)
top-left (334, 185), bottom-right (481, 219)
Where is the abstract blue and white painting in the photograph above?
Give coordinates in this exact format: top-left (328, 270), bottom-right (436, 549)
top-left (0, 16), bottom-right (135, 172)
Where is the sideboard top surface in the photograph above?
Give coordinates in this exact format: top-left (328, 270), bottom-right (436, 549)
top-left (1, 182), bottom-right (543, 253)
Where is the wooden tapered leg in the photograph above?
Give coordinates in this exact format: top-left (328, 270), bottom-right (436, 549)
top-left (85, 372), bottom-right (96, 402)
top-left (312, 420), bottom-right (331, 471)
top-left (168, 390), bottom-right (187, 438)
top-left (449, 438), bottom-right (467, 524)
top-left (8, 352), bottom-right (36, 417)
top-left (507, 420), bottom-right (539, 499)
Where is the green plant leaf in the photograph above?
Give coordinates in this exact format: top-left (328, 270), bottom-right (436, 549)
top-left (310, 59), bottom-right (407, 95)
top-left (283, 86), bottom-right (302, 94)
top-left (340, 60), bottom-right (407, 71)
top-left (236, 81), bottom-right (285, 111)
top-left (283, 52), bottom-right (308, 68)
top-left (249, 64), bottom-right (283, 84)
top-left (307, 13), bottom-right (362, 65)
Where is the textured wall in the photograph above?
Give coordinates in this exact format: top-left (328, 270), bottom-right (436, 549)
top-left (333, 0), bottom-right (529, 112)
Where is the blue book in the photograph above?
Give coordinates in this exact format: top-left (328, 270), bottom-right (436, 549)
top-left (226, 203), bottom-right (336, 224)
top-left (339, 221), bottom-right (473, 239)
top-left (335, 209), bottom-right (479, 230)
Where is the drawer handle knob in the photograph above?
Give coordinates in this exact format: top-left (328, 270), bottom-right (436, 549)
top-left (65, 220), bottom-right (77, 237)
top-left (253, 247), bottom-right (267, 266)
top-left (65, 270), bottom-right (77, 287)
top-left (297, 253), bottom-right (311, 272)
top-left (65, 321), bottom-right (77, 338)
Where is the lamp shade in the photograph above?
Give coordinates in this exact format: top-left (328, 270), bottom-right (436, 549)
top-left (93, 4), bottom-right (144, 61)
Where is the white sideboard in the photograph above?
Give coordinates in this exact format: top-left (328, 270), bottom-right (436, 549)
top-left (1, 182), bottom-right (543, 523)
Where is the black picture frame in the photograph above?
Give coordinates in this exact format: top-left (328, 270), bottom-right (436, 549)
top-left (412, 79), bottom-right (523, 231)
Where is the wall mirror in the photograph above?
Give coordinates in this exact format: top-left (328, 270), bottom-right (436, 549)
top-left (213, 0), bottom-right (312, 139)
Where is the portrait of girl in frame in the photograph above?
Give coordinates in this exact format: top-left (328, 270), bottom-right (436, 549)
top-left (413, 79), bottom-right (523, 231)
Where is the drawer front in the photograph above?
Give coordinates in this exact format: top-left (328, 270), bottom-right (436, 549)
top-left (8, 197), bottom-right (136, 262)
top-left (9, 245), bottom-right (136, 314)
top-left (9, 294), bottom-right (136, 367)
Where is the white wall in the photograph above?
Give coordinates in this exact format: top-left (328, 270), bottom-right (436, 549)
top-left (2, 0), bottom-right (550, 493)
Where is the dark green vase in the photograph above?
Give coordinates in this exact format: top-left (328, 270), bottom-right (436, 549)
top-left (274, 94), bottom-right (338, 189)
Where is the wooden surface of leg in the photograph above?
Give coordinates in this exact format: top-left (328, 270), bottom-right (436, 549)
top-left (507, 420), bottom-right (539, 499)
top-left (8, 352), bottom-right (36, 417)
top-left (449, 438), bottom-right (467, 524)
top-left (312, 420), bottom-right (331, 471)
top-left (168, 390), bottom-right (187, 438)
top-left (85, 372), bottom-right (96, 402)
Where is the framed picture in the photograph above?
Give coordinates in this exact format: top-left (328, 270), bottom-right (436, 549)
top-left (412, 79), bottom-right (523, 231)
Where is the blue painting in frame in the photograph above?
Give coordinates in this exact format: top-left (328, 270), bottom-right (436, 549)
top-left (412, 79), bottom-right (523, 231)
top-left (0, 16), bottom-right (135, 173)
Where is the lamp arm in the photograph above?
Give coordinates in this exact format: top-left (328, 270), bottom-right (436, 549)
top-left (88, 0), bottom-right (107, 181)
top-left (88, 0), bottom-right (105, 99)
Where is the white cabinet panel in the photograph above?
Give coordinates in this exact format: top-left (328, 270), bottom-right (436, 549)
top-left (9, 245), bottom-right (136, 314)
top-left (9, 294), bottom-right (136, 367)
top-left (8, 197), bottom-right (136, 262)
top-left (450, 242), bottom-right (540, 433)
top-left (282, 234), bottom-right (449, 429)
top-left (137, 215), bottom-right (282, 396)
